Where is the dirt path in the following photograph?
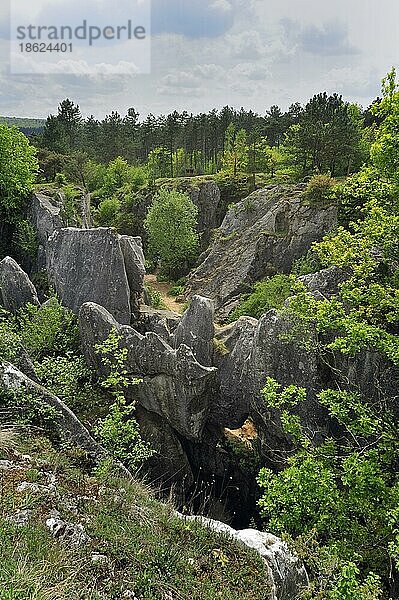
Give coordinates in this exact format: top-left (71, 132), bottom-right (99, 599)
top-left (144, 274), bottom-right (185, 314)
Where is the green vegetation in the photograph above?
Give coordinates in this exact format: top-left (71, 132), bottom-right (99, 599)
top-left (303, 173), bottom-right (336, 206)
top-left (145, 188), bottom-right (200, 278)
top-left (94, 330), bottom-right (153, 472)
top-left (229, 274), bottom-right (305, 321)
top-left (255, 70), bottom-right (399, 598)
top-left (0, 437), bottom-right (270, 600)
top-left (0, 124), bottom-right (38, 224)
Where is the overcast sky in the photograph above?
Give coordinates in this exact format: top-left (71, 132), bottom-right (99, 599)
top-left (0, 0), bottom-right (398, 119)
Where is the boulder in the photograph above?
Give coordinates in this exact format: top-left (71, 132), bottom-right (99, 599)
top-left (79, 302), bottom-right (217, 440)
top-left (187, 185), bottom-right (337, 319)
top-left (46, 228), bottom-right (145, 324)
top-left (0, 256), bottom-right (39, 313)
top-left (172, 296), bottom-right (214, 366)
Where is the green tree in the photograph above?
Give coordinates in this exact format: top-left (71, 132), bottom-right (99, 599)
top-left (285, 92), bottom-right (363, 176)
top-left (0, 124), bottom-right (38, 225)
top-left (144, 188), bottom-right (199, 277)
top-left (222, 125), bottom-right (248, 175)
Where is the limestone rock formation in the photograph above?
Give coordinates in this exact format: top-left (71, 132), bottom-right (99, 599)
top-left (0, 256), bottom-right (39, 313)
top-left (79, 302), bottom-right (217, 440)
top-left (172, 295), bottom-right (214, 366)
top-left (299, 266), bottom-right (349, 299)
top-left (28, 192), bottom-right (64, 268)
top-left (213, 316), bottom-right (258, 427)
top-left (187, 185), bottom-right (337, 319)
top-left (46, 228), bottom-right (145, 324)
top-left (187, 180), bottom-right (224, 249)
top-left (136, 406), bottom-right (194, 487)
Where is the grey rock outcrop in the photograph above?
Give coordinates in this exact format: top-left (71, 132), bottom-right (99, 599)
top-left (187, 185), bottom-right (337, 319)
top-left (299, 266), bottom-right (349, 299)
top-left (28, 192), bottom-right (64, 268)
top-left (79, 302), bottom-right (217, 440)
top-left (46, 228), bottom-right (145, 324)
top-left (247, 310), bottom-right (325, 462)
top-left (139, 306), bottom-right (181, 341)
top-left (0, 256), bottom-right (39, 313)
top-left (172, 296), bottom-right (214, 366)
top-left (188, 181), bottom-right (224, 249)
top-left (213, 316), bottom-right (258, 427)
top-left (136, 406), bottom-right (194, 486)
top-left (178, 514), bottom-right (308, 600)
top-left (29, 192), bottom-right (64, 248)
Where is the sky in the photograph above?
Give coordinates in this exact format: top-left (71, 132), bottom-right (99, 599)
top-left (0, 0), bottom-right (398, 120)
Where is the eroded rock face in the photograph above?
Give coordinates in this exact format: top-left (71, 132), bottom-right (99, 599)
top-left (299, 266), bottom-right (349, 300)
top-left (187, 185), bottom-right (337, 319)
top-left (247, 310), bottom-right (326, 463)
top-left (0, 256), bottom-right (39, 313)
top-left (28, 192), bottom-right (64, 268)
top-left (188, 181), bottom-right (224, 249)
top-left (46, 228), bottom-right (145, 324)
top-left (212, 316), bottom-right (258, 427)
top-left (136, 406), bottom-right (194, 487)
top-left (79, 302), bottom-right (216, 440)
top-left (172, 296), bottom-right (214, 366)
top-left (0, 362), bottom-right (103, 456)
top-left (29, 192), bottom-right (64, 248)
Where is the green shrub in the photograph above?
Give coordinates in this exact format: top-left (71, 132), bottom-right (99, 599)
top-left (145, 286), bottom-right (166, 309)
top-left (94, 331), bottom-right (153, 472)
top-left (95, 197), bottom-right (121, 227)
top-left (13, 219), bottom-right (39, 261)
top-left (0, 388), bottom-right (58, 431)
top-left (18, 297), bottom-right (79, 360)
top-left (291, 250), bottom-right (322, 276)
top-left (35, 354), bottom-right (94, 412)
top-left (0, 124), bottom-right (38, 224)
top-left (60, 183), bottom-right (80, 225)
top-left (55, 172), bottom-right (67, 186)
top-left (229, 275), bottom-right (305, 321)
top-left (304, 174), bottom-right (335, 206)
top-left (257, 378), bottom-right (393, 598)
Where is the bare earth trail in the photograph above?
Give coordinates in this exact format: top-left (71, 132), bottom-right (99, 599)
top-left (144, 274), bottom-right (185, 313)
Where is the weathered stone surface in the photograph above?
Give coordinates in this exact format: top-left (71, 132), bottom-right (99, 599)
top-left (46, 228), bottom-right (144, 324)
top-left (172, 296), bottom-right (214, 366)
top-left (188, 181), bottom-right (224, 249)
top-left (119, 235), bottom-right (146, 316)
top-left (247, 310), bottom-right (326, 462)
top-left (187, 185), bottom-right (337, 319)
top-left (139, 305), bottom-right (181, 341)
top-left (299, 266), bottom-right (349, 299)
top-left (213, 316), bottom-right (258, 427)
top-left (79, 302), bottom-right (217, 440)
top-left (178, 514), bottom-right (308, 600)
top-left (136, 406), bottom-right (194, 487)
top-left (29, 192), bottom-right (63, 248)
top-left (0, 256), bottom-right (39, 313)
